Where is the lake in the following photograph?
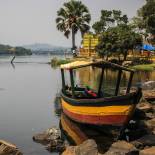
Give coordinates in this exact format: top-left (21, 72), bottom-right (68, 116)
top-left (0, 55), bottom-right (62, 155)
top-left (0, 55), bottom-right (155, 155)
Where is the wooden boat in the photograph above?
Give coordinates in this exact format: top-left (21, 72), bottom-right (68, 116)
top-left (0, 140), bottom-right (22, 155)
top-left (60, 60), bottom-right (142, 126)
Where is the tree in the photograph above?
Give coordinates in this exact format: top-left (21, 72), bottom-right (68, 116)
top-left (134, 0), bottom-right (155, 43)
top-left (56, 0), bottom-right (91, 53)
top-left (92, 10), bottom-right (128, 34)
top-left (93, 9), bottom-right (142, 61)
top-left (96, 24), bottom-right (142, 61)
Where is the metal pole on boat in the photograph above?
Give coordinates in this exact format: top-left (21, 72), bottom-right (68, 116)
top-left (98, 68), bottom-right (104, 97)
top-left (115, 70), bottom-right (122, 96)
top-left (61, 69), bottom-right (66, 93)
top-left (126, 72), bottom-right (134, 94)
top-left (69, 69), bottom-right (75, 98)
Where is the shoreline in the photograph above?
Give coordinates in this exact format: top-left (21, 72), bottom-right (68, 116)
top-left (50, 57), bottom-right (155, 72)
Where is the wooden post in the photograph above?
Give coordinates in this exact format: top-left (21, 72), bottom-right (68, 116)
top-left (115, 70), bottom-right (122, 96)
top-left (98, 68), bottom-right (104, 97)
top-left (69, 69), bottom-right (75, 98)
top-left (126, 72), bottom-right (134, 94)
top-left (11, 56), bottom-right (16, 64)
top-left (61, 69), bottom-right (66, 93)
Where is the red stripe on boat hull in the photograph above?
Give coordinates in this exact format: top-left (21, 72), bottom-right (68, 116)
top-left (63, 108), bottom-right (129, 126)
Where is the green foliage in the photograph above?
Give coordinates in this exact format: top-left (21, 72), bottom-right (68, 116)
top-left (56, 0), bottom-right (91, 50)
top-left (96, 24), bottom-right (142, 61)
top-left (92, 10), bottom-right (128, 34)
top-left (134, 0), bottom-right (155, 43)
top-left (0, 44), bottom-right (32, 55)
top-left (93, 9), bottom-right (142, 61)
top-left (132, 64), bottom-right (155, 71)
top-left (51, 57), bottom-right (72, 67)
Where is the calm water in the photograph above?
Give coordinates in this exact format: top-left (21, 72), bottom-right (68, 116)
top-left (0, 55), bottom-right (63, 155)
top-left (0, 55), bottom-right (155, 154)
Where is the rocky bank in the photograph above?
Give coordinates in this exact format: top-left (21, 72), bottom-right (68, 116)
top-left (33, 98), bottom-right (155, 155)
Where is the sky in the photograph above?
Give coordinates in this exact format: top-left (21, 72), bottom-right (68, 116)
top-left (0, 0), bottom-right (145, 47)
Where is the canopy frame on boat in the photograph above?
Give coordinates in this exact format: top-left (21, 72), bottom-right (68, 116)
top-left (60, 60), bottom-right (134, 99)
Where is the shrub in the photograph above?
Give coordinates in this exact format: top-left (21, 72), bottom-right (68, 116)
top-left (51, 57), bottom-right (72, 67)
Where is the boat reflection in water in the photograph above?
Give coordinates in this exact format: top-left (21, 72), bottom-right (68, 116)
top-left (60, 113), bottom-right (119, 153)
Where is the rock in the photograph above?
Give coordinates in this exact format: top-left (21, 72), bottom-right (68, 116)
top-left (125, 120), bottom-right (149, 141)
top-left (133, 108), bottom-right (146, 120)
top-left (142, 81), bottom-right (155, 90)
top-left (33, 127), bottom-right (65, 152)
top-left (140, 146), bottom-right (155, 155)
top-left (62, 146), bottom-right (76, 155)
top-left (152, 105), bottom-right (155, 113)
top-left (46, 139), bottom-right (65, 152)
top-left (76, 139), bottom-right (98, 155)
top-left (62, 139), bottom-right (99, 155)
top-left (132, 134), bottom-right (155, 147)
top-left (33, 127), bottom-right (61, 144)
top-left (145, 118), bottom-right (155, 130)
top-left (0, 140), bottom-right (22, 155)
top-left (143, 90), bottom-right (155, 101)
top-left (145, 112), bottom-right (155, 119)
top-left (137, 102), bottom-right (153, 113)
top-left (104, 141), bottom-right (138, 155)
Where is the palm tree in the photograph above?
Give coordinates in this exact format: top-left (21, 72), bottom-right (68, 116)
top-left (56, 0), bottom-right (91, 53)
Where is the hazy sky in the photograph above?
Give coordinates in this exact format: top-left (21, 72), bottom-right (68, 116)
top-left (0, 0), bottom-right (145, 47)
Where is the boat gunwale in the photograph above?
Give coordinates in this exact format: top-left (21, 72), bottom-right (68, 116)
top-left (61, 90), bottom-right (140, 107)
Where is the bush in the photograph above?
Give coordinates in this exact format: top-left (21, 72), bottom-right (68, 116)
top-left (51, 57), bottom-right (72, 67)
top-left (132, 65), bottom-right (155, 71)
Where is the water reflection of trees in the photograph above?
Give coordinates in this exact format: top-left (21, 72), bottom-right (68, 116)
top-left (75, 67), bottom-right (155, 94)
top-left (133, 71), bottom-right (155, 84)
top-left (76, 67), bottom-right (130, 95)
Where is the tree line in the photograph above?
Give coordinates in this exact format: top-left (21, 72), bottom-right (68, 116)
top-left (0, 44), bottom-right (32, 55)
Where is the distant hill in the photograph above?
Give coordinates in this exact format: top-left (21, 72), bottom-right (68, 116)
top-left (0, 44), bottom-right (32, 55)
top-left (23, 43), bottom-right (71, 55)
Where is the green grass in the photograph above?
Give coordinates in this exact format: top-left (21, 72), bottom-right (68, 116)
top-left (51, 57), bottom-right (73, 67)
top-left (51, 57), bottom-right (92, 68)
top-left (131, 64), bottom-right (155, 71)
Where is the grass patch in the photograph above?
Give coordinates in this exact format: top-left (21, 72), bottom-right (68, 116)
top-left (131, 64), bottom-right (155, 71)
top-left (51, 57), bottom-right (73, 67)
top-left (51, 57), bottom-right (91, 68)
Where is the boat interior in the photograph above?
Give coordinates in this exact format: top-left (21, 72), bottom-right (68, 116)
top-left (60, 61), bottom-right (137, 99)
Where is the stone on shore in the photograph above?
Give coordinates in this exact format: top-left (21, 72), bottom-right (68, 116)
top-left (140, 146), bottom-right (155, 155)
top-left (33, 127), bottom-right (65, 152)
top-left (62, 139), bottom-right (99, 155)
top-left (142, 81), bottom-right (155, 90)
top-left (145, 118), bottom-right (155, 130)
top-left (0, 140), bottom-right (22, 155)
top-left (103, 141), bottom-right (138, 155)
top-left (143, 90), bottom-right (155, 101)
top-left (137, 102), bottom-right (153, 113)
top-left (132, 134), bottom-right (155, 149)
top-left (33, 127), bottom-right (61, 144)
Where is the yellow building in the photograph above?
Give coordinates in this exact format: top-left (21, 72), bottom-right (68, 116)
top-left (79, 33), bottom-right (99, 57)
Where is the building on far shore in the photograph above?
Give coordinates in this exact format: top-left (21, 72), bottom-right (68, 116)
top-left (79, 33), bottom-right (99, 57)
